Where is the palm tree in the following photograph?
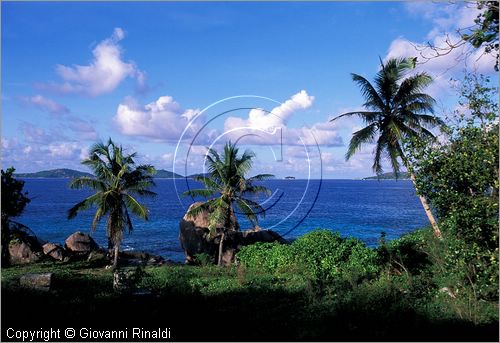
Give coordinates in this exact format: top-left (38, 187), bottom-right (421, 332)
top-left (331, 57), bottom-right (444, 238)
top-left (184, 141), bottom-right (274, 265)
top-left (68, 138), bottom-right (157, 269)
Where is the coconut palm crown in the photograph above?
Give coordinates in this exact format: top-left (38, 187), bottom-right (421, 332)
top-left (68, 138), bottom-right (157, 269)
top-left (332, 57), bottom-right (444, 174)
top-left (184, 141), bottom-right (274, 236)
top-left (331, 57), bottom-right (445, 237)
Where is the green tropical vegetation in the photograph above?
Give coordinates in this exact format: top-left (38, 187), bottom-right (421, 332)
top-left (1, 66), bottom-right (498, 340)
top-left (183, 141), bottom-right (275, 265)
top-left (331, 57), bottom-right (445, 237)
top-left (461, 1), bottom-right (499, 71)
top-left (67, 138), bottom-right (157, 269)
top-left (1, 167), bottom-right (31, 267)
top-left (404, 72), bottom-right (499, 315)
top-left (1, 226), bottom-right (498, 340)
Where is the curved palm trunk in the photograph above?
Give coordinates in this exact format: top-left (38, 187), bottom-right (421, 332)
top-left (402, 161), bottom-right (442, 238)
top-left (217, 233), bottom-right (225, 266)
top-left (218, 203), bottom-right (233, 266)
top-left (396, 145), bottom-right (442, 238)
top-left (113, 244), bottom-right (120, 270)
top-left (408, 171), bottom-right (441, 238)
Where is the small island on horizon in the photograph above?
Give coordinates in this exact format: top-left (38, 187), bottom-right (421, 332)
top-left (15, 168), bottom-right (184, 179)
top-left (362, 171), bottom-right (410, 180)
top-left (13, 169), bottom-right (414, 181)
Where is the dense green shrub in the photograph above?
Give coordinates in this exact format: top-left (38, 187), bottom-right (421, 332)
top-left (237, 230), bottom-right (380, 283)
top-left (378, 228), bottom-right (433, 275)
top-left (236, 242), bottom-right (297, 273)
top-left (406, 73), bottom-right (498, 248)
top-left (404, 73), bottom-right (499, 312)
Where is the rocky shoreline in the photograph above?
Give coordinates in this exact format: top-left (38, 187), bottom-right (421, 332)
top-left (8, 201), bottom-right (288, 268)
top-left (8, 229), bottom-right (171, 268)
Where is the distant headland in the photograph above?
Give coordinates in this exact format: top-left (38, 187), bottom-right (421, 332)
top-left (14, 168), bottom-right (185, 179)
top-left (362, 172), bottom-right (410, 180)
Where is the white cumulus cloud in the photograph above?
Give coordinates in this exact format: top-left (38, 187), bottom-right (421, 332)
top-left (222, 90), bottom-right (341, 147)
top-left (224, 90), bottom-right (314, 133)
top-left (114, 95), bottom-right (202, 141)
top-left (45, 28), bottom-right (144, 96)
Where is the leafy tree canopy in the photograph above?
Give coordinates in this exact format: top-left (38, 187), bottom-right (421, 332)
top-left (1, 167), bottom-right (30, 223)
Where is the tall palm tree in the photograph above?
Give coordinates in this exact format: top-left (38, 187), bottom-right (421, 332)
top-left (184, 141), bottom-right (274, 265)
top-left (68, 138), bottom-right (157, 269)
top-left (331, 57), bottom-right (444, 238)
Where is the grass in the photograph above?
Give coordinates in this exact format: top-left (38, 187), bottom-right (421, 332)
top-left (2, 255), bottom-right (498, 341)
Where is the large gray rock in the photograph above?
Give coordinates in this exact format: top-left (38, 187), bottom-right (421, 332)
top-left (8, 232), bottom-right (43, 265)
top-left (179, 202), bottom-right (239, 264)
top-left (64, 231), bottom-right (99, 254)
top-left (242, 227), bottom-right (289, 245)
top-left (20, 273), bottom-right (53, 291)
top-left (182, 202), bottom-right (239, 231)
top-left (119, 250), bottom-right (165, 266)
top-left (179, 202), bottom-right (286, 265)
top-left (42, 243), bottom-right (66, 261)
top-left (87, 249), bottom-right (109, 265)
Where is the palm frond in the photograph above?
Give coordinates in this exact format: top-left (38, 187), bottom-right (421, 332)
top-left (183, 188), bottom-right (218, 198)
top-left (193, 176), bottom-right (221, 191)
top-left (247, 173), bottom-right (275, 182)
top-left (69, 177), bottom-right (106, 191)
top-left (91, 206), bottom-right (105, 231)
top-left (374, 59), bottom-right (404, 105)
top-left (236, 198), bottom-right (258, 226)
top-left (403, 101), bottom-right (435, 115)
top-left (206, 154), bottom-right (225, 184)
top-left (238, 197), bottom-right (266, 216)
top-left (244, 185), bottom-right (272, 196)
top-left (123, 193), bottom-right (149, 220)
top-left (346, 123), bottom-right (378, 160)
top-left (351, 73), bottom-right (386, 111)
top-left (395, 73), bottom-right (433, 105)
top-left (127, 188), bottom-right (158, 198)
top-left (387, 142), bottom-right (402, 175)
top-left (123, 207), bottom-right (134, 234)
top-left (237, 150), bottom-right (256, 175)
top-left (385, 121), bottom-right (405, 173)
top-left (404, 93), bottom-right (436, 106)
top-left (410, 113), bottom-right (445, 129)
top-left (396, 118), bottom-right (437, 141)
top-left (67, 192), bottom-right (103, 219)
top-left (372, 135), bottom-right (387, 175)
top-left (330, 110), bottom-right (380, 124)
top-left (185, 202), bottom-right (210, 219)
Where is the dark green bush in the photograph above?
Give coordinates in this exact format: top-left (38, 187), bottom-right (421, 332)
top-left (237, 230), bottom-right (380, 283)
top-left (378, 228), bottom-right (433, 275)
top-left (236, 241), bottom-right (297, 273)
top-left (193, 253), bottom-right (215, 266)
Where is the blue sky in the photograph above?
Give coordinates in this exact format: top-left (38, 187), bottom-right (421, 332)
top-left (2, 1), bottom-right (497, 178)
